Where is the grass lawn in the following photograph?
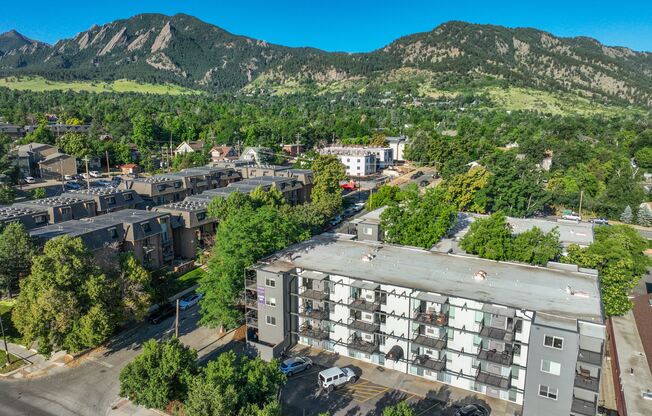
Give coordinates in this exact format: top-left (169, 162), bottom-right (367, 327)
top-left (0, 300), bottom-right (22, 345)
top-left (153, 267), bottom-right (206, 304)
top-left (0, 76), bottom-right (202, 95)
top-left (0, 350), bottom-right (26, 374)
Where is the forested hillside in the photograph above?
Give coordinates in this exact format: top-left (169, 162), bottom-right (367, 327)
top-left (0, 14), bottom-right (651, 105)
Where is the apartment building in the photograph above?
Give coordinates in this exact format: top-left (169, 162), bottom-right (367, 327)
top-left (319, 146), bottom-right (394, 176)
top-left (15, 195), bottom-right (96, 224)
top-left (245, 235), bottom-right (605, 416)
top-left (120, 175), bottom-right (188, 206)
top-left (30, 209), bottom-right (173, 269)
top-left (386, 136), bottom-right (410, 161)
top-left (63, 188), bottom-right (143, 215)
top-left (0, 205), bottom-right (49, 230)
top-left (239, 166), bottom-right (314, 202)
top-left (154, 200), bottom-right (216, 259)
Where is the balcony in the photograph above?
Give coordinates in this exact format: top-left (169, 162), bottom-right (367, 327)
top-left (245, 278), bottom-right (257, 291)
top-left (574, 372), bottom-right (600, 392)
top-left (298, 324), bottom-right (330, 341)
top-left (475, 369), bottom-right (510, 389)
top-left (246, 314), bottom-right (258, 328)
top-left (347, 317), bottom-right (380, 333)
top-left (412, 333), bottom-right (447, 350)
top-left (244, 296), bottom-right (258, 309)
top-left (297, 306), bottom-right (330, 321)
top-left (348, 335), bottom-right (379, 354)
top-left (477, 347), bottom-right (513, 366)
top-left (298, 286), bottom-right (330, 301)
top-left (479, 323), bottom-right (514, 343)
top-left (571, 397), bottom-right (596, 416)
top-left (577, 348), bottom-right (602, 366)
top-left (413, 309), bottom-right (448, 327)
top-left (348, 296), bottom-right (381, 312)
top-left (412, 355), bottom-right (446, 372)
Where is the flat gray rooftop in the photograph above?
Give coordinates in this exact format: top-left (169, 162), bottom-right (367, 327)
top-left (65, 188), bottom-right (134, 197)
top-left (102, 209), bottom-right (167, 223)
top-left (258, 235), bottom-right (603, 323)
top-left (16, 196), bottom-right (89, 208)
top-left (156, 200), bottom-right (209, 212)
top-left (0, 205), bottom-right (47, 220)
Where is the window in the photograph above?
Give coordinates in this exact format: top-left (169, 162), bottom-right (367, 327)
top-left (265, 315), bottom-right (276, 326)
top-left (511, 366), bottom-right (520, 380)
top-left (174, 181), bottom-right (182, 189)
top-left (447, 328), bottom-right (455, 340)
top-left (33, 215), bottom-right (46, 224)
top-left (124, 193), bottom-right (133, 201)
top-left (544, 335), bottom-right (563, 350)
top-left (196, 212), bottom-right (207, 222)
top-left (475, 311), bottom-right (484, 323)
top-left (141, 222), bottom-right (151, 232)
top-left (108, 227), bottom-right (118, 239)
top-left (157, 185), bottom-right (166, 192)
top-left (107, 196), bottom-right (116, 205)
top-left (265, 277), bottom-right (276, 288)
top-left (363, 226), bottom-right (373, 236)
top-left (538, 385), bottom-right (558, 400)
top-left (541, 360), bottom-right (561, 375)
top-left (448, 306), bottom-right (455, 319)
top-left (265, 297), bottom-right (276, 307)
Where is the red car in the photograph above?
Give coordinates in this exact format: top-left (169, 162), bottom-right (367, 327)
top-left (340, 182), bottom-right (357, 190)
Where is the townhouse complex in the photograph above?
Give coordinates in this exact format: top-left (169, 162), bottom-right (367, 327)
top-left (245, 234), bottom-right (605, 416)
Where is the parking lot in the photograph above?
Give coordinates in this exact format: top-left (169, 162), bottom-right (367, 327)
top-left (280, 363), bottom-right (462, 416)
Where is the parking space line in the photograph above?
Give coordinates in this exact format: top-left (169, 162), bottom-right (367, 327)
top-left (416, 402), bottom-right (441, 416)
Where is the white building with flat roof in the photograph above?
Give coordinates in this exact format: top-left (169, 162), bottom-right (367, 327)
top-left (319, 146), bottom-right (394, 176)
top-left (245, 234), bottom-right (605, 416)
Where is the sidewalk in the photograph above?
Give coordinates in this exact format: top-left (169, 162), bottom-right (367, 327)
top-left (292, 345), bottom-right (522, 416)
top-left (1, 342), bottom-right (71, 379)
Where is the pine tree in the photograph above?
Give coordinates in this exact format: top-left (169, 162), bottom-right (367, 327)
top-left (638, 204), bottom-right (652, 227)
top-left (621, 205), bottom-right (634, 224)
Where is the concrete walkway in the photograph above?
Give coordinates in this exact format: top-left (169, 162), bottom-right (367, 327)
top-left (1, 342), bottom-right (72, 379)
top-left (292, 345), bottom-right (522, 416)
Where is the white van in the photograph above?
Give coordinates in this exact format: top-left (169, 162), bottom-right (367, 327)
top-left (318, 367), bottom-right (357, 392)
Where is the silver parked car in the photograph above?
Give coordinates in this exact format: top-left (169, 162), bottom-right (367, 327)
top-left (280, 356), bottom-right (313, 376)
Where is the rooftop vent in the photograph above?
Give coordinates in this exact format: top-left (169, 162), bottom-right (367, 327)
top-left (566, 285), bottom-right (589, 298)
top-left (473, 270), bottom-right (487, 281)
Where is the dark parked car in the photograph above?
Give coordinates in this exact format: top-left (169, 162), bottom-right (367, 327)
top-left (148, 303), bottom-right (175, 324)
top-left (591, 218), bottom-right (609, 225)
top-left (410, 170), bottom-right (423, 180)
top-left (455, 404), bottom-right (489, 416)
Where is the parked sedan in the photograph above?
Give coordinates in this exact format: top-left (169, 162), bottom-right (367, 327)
top-left (179, 293), bottom-right (204, 310)
top-left (81, 172), bottom-right (90, 179)
top-left (65, 181), bottom-right (82, 190)
top-left (24, 176), bottom-right (36, 184)
top-left (280, 356), bottom-right (313, 376)
top-left (454, 404), bottom-right (489, 416)
top-left (89, 170), bottom-right (101, 178)
top-left (147, 303), bottom-right (175, 324)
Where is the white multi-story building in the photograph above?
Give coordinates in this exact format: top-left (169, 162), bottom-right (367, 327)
top-left (245, 235), bottom-right (605, 416)
top-left (386, 136), bottom-right (410, 161)
top-left (319, 146), bottom-right (394, 176)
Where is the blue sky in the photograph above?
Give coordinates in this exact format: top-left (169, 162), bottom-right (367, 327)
top-left (1, 1), bottom-right (651, 52)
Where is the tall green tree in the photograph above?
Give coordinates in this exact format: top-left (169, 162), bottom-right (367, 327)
top-left (119, 338), bottom-right (198, 409)
top-left (0, 223), bottom-right (34, 297)
top-left (460, 213), bottom-right (513, 261)
top-left (311, 154), bottom-right (346, 208)
top-left (11, 236), bottom-right (114, 354)
top-left (380, 186), bottom-right (457, 249)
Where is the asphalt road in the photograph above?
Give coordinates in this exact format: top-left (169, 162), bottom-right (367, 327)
top-left (0, 303), bottom-right (218, 416)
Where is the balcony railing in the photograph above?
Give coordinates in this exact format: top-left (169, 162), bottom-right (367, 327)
top-left (479, 322), bottom-right (514, 343)
top-left (298, 306), bottom-right (330, 320)
top-left (244, 296), bottom-right (257, 309)
top-left (412, 309), bottom-right (448, 327)
top-left (246, 315), bottom-right (258, 328)
top-left (577, 348), bottom-right (602, 366)
top-left (348, 296), bottom-right (381, 312)
top-left (571, 397), bottom-right (597, 416)
top-left (245, 278), bottom-right (257, 291)
top-left (574, 372), bottom-right (600, 392)
top-left (298, 286), bottom-right (330, 301)
top-left (477, 347), bottom-right (513, 366)
top-left (475, 369), bottom-right (510, 389)
top-left (412, 332), bottom-right (447, 350)
top-left (412, 355), bottom-right (445, 372)
top-left (347, 317), bottom-right (380, 333)
top-left (298, 324), bottom-right (330, 340)
top-left (347, 335), bottom-right (379, 354)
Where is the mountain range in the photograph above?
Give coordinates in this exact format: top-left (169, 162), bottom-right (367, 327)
top-left (1, 13), bottom-right (651, 106)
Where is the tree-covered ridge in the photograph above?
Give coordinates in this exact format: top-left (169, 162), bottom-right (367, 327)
top-left (0, 14), bottom-right (651, 105)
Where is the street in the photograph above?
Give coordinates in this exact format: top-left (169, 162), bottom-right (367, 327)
top-left (0, 303), bottom-right (227, 416)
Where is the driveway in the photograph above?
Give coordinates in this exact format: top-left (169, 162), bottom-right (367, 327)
top-left (0, 303), bottom-right (232, 416)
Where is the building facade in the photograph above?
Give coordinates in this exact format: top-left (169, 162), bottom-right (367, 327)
top-left (245, 236), bottom-right (605, 416)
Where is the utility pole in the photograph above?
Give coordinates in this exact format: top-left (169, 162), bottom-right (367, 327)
top-left (84, 156), bottom-right (91, 189)
top-left (168, 132), bottom-right (173, 173)
top-left (174, 298), bottom-right (180, 338)
top-left (578, 190), bottom-right (584, 219)
top-left (105, 150), bottom-right (110, 177)
top-left (0, 314), bottom-right (11, 365)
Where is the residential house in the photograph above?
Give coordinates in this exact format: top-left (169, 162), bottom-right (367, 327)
top-left (0, 123), bottom-right (24, 139)
top-left (174, 140), bottom-right (204, 155)
top-left (245, 234), bottom-right (605, 416)
top-left (37, 152), bottom-right (78, 179)
top-left (282, 143), bottom-right (305, 157)
top-left (120, 164), bottom-right (141, 175)
top-left (16, 142), bottom-right (59, 178)
top-left (240, 146), bottom-right (274, 165)
top-left (210, 145), bottom-right (238, 162)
